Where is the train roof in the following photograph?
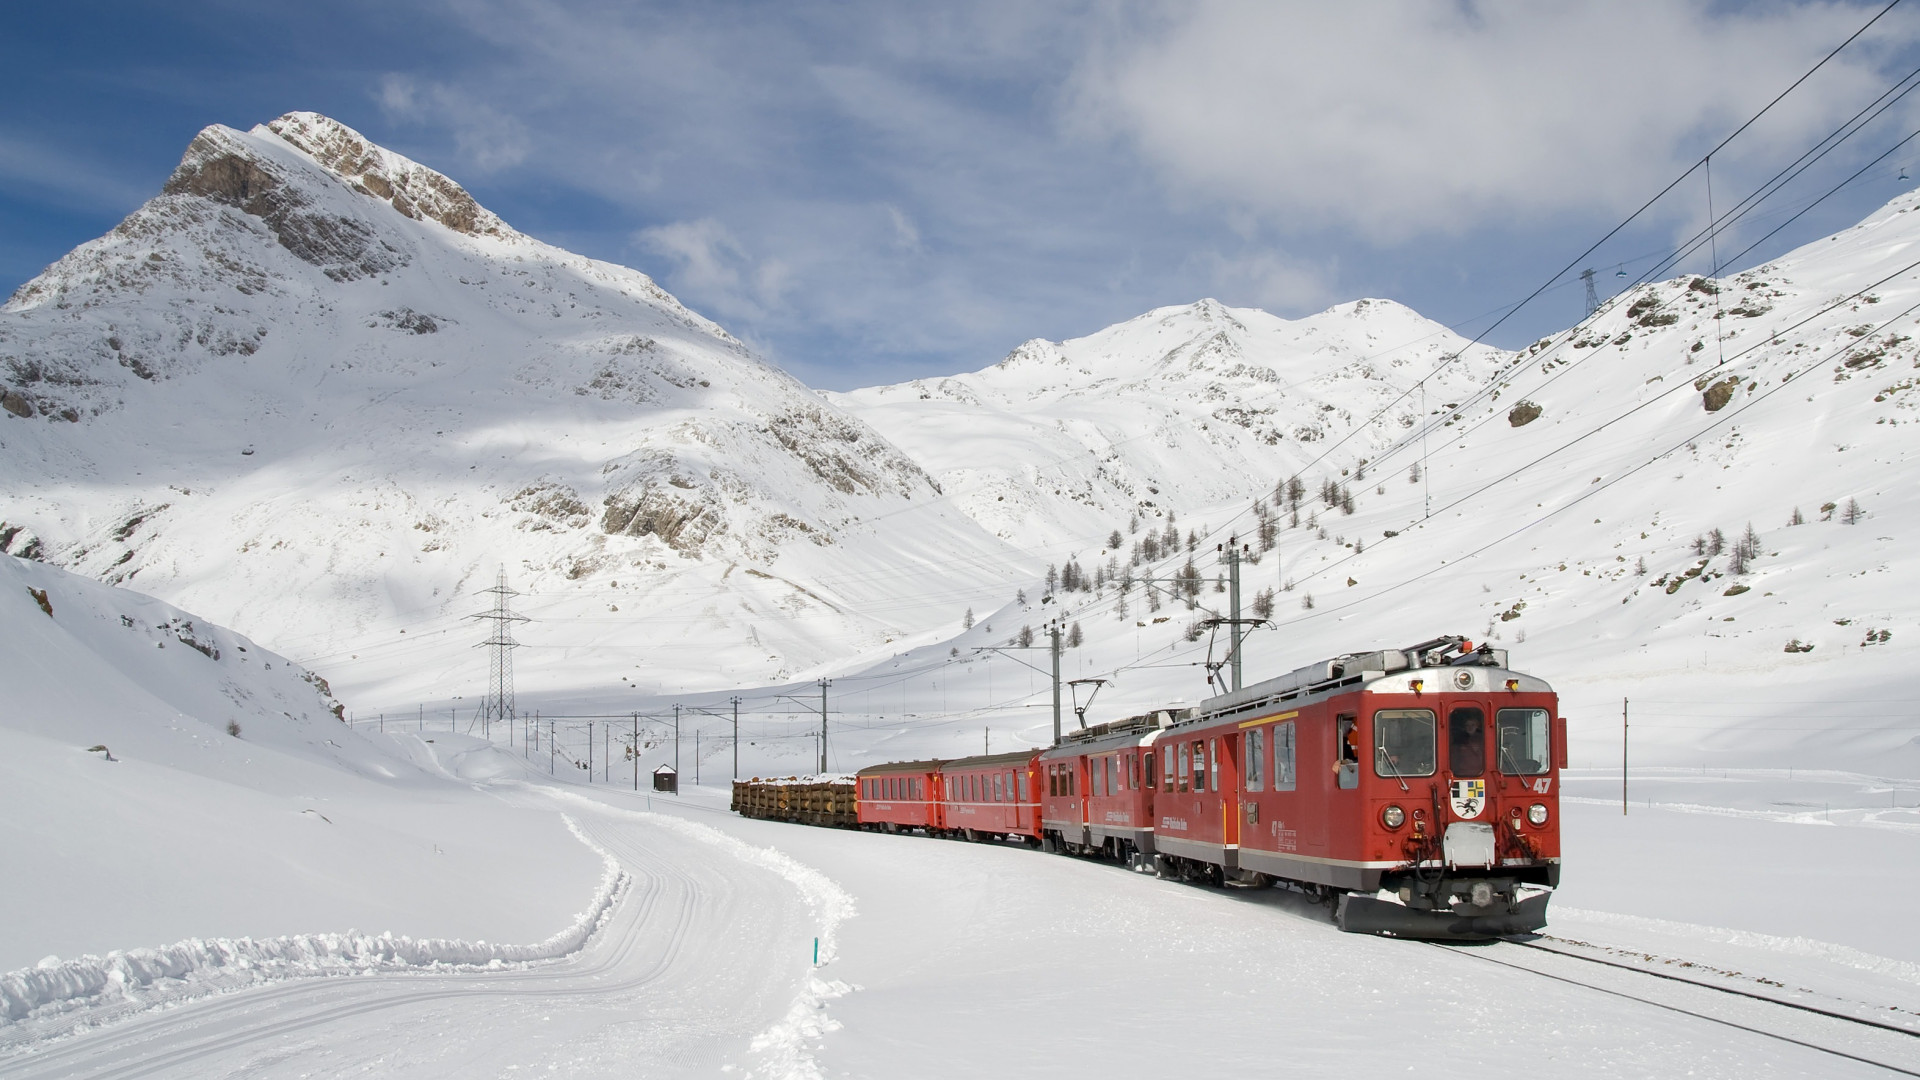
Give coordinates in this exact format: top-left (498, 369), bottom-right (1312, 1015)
top-left (939, 750), bottom-right (1041, 772)
top-left (1185, 634), bottom-right (1552, 729)
top-left (855, 759), bottom-right (944, 777)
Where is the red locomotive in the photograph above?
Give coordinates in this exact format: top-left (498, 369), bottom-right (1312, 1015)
top-left (821, 635), bottom-right (1562, 939)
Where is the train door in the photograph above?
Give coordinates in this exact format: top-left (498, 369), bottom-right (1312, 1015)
top-left (1304, 709), bottom-right (1330, 853)
top-left (1220, 733), bottom-right (1242, 848)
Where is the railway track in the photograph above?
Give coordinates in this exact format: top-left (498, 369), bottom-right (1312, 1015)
top-left (1432, 934), bottom-right (1920, 1076)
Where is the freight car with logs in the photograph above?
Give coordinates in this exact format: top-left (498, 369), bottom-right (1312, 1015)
top-left (732, 636), bottom-right (1564, 939)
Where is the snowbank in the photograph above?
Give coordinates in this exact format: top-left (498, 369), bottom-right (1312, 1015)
top-left (0, 815), bottom-right (626, 1026)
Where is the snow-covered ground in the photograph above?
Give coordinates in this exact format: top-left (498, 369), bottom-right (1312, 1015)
top-left (9, 772), bottom-right (1917, 1077)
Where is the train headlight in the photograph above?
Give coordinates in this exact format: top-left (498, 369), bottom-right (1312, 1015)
top-left (1382, 805), bottom-right (1406, 829)
top-left (1528, 803), bottom-right (1549, 826)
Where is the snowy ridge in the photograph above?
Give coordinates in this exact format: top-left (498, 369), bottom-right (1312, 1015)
top-left (0, 814), bottom-right (626, 1026)
top-left (0, 112), bottom-right (1019, 705)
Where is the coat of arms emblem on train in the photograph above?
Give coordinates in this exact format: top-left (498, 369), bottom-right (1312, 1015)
top-left (1449, 778), bottom-right (1486, 819)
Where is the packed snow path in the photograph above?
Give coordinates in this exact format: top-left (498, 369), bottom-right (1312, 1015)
top-left (0, 791), bottom-right (838, 1079)
top-left (7, 783), bottom-right (1920, 1078)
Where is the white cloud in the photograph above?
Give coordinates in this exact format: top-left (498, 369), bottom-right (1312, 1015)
top-left (1199, 248), bottom-right (1336, 313)
top-left (637, 217), bottom-right (793, 321)
top-left (377, 74), bottom-right (531, 173)
top-left (1068, 1), bottom-right (1917, 241)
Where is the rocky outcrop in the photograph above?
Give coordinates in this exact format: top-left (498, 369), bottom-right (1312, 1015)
top-left (265, 113), bottom-right (509, 239)
top-left (163, 126), bottom-right (404, 282)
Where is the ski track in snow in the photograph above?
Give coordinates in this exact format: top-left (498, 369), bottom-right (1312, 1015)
top-left (540, 787), bottom-right (857, 1080)
top-left (0, 790), bottom-right (855, 1080)
top-left (0, 814), bottom-right (628, 1028)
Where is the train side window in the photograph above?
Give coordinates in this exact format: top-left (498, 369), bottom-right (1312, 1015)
top-left (1106, 756), bottom-right (1117, 796)
top-left (1129, 753), bottom-right (1140, 791)
top-left (1177, 743), bottom-right (1191, 793)
top-left (1070, 768), bottom-right (1077, 796)
top-left (1046, 765), bottom-right (1056, 797)
top-left (1145, 751), bottom-right (1157, 790)
top-left (1373, 709), bottom-right (1437, 778)
top-left (1209, 739), bottom-right (1220, 793)
top-left (1247, 728), bottom-right (1265, 791)
top-left (1275, 721), bottom-right (1296, 791)
top-left (1019, 772), bottom-right (1030, 802)
top-left (1449, 706), bottom-right (1487, 778)
top-left (1335, 716), bottom-right (1359, 789)
top-left (1163, 747), bottom-right (1174, 789)
top-left (1192, 740), bottom-right (1207, 793)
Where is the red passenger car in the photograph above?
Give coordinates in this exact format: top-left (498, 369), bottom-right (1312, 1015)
top-left (1038, 721), bottom-right (1163, 860)
top-left (855, 760), bottom-right (941, 833)
top-left (939, 750), bottom-right (1042, 843)
top-left (1147, 636), bottom-right (1562, 936)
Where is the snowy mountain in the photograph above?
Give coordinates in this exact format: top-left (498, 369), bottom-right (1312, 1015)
top-left (0, 113), bottom-right (1019, 706)
top-left (824, 191), bottom-right (1920, 776)
top-left (833, 296), bottom-right (1505, 549)
top-left (5, 110), bottom-right (1919, 777)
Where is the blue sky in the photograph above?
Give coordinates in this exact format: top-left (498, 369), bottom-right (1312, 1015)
top-left (6, 1), bottom-right (1920, 389)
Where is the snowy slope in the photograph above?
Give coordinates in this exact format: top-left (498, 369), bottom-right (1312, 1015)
top-left (0, 555), bottom-right (602, 973)
top-left (0, 113), bottom-right (1020, 708)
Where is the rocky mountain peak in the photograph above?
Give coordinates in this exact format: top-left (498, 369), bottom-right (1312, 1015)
top-left (262, 112), bottom-right (508, 239)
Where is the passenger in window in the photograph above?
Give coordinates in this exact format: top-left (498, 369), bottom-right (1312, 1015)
top-left (1335, 717), bottom-right (1360, 789)
top-left (1449, 708), bottom-right (1487, 777)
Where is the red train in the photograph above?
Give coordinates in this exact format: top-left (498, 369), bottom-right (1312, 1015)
top-left (835, 636), bottom-right (1563, 939)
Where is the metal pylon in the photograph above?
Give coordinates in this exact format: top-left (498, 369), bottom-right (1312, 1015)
top-left (469, 567), bottom-right (529, 739)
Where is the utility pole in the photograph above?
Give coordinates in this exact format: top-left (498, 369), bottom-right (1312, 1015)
top-left (588, 719), bottom-right (594, 782)
top-left (673, 704), bottom-right (681, 775)
top-left (818, 679), bottom-right (831, 774)
top-left (549, 718), bottom-right (555, 775)
top-left (1213, 537), bottom-right (1260, 692)
top-left (1581, 267), bottom-right (1599, 318)
top-left (632, 713), bottom-right (639, 792)
top-left (468, 567), bottom-right (529, 741)
top-left (1049, 620), bottom-right (1062, 747)
top-left (1622, 697), bottom-right (1629, 816)
top-left (731, 696), bottom-right (741, 782)
top-left (695, 730), bottom-right (700, 785)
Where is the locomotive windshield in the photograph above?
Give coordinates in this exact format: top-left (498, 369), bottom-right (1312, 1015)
top-left (1373, 709), bottom-right (1436, 777)
top-left (1496, 708), bottom-right (1551, 775)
